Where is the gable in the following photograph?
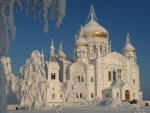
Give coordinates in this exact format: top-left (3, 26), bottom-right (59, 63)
top-left (103, 52), bottom-right (131, 66)
top-left (121, 82), bottom-right (133, 90)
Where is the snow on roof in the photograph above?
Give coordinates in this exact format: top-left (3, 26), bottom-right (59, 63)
top-left (104, 78), bottom-right (125, 90)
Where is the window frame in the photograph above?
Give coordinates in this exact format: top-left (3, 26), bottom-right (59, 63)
top-left (51, 73), bottom-right (56, 79)
top-left (91, 77), bottom-right (94, 82)
top-left (133, 79), bottom-right (135, 84)
top-left (52, 93), bottom-right (55, 99)
top-left (113, 71), bottom-right (116, 81)
top-left (108, 71), bottom-right (111, 81)
top-left (91, 93), bottom-right (94, 98)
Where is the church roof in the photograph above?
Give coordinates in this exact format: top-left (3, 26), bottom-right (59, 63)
top-left (104, 78), bottom-right (125, 90)
top-left (76, 5), bottom-right (108, 39)
top-left (82, 19), bottom-right (108, 38)
top-left (112, 78), bottom-right (125, 88)
top-left (122, 33), bottom-right (135, 53)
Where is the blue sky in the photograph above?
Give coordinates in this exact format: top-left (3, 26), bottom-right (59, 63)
top-left (9, 0), bottom-right (150, 100)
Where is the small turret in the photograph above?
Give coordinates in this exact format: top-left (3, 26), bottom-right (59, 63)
top-left (74, 26), bottom-right (89, 63)
top-left (58, 41), bottom-right (66, 59)
top-left (75, 25), bottom-right (88, 47)
top-left (122, 33), bottom-right (136, 63)
top-left (49, 38), bottom-right (57, 62)
top-left (41, 47), bottom-right (45, 67)
top-left (46, 38), bottom-right (60, 82)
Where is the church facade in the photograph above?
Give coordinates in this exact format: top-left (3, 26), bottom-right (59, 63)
top-left (45, 6), bottom-right (143, 106)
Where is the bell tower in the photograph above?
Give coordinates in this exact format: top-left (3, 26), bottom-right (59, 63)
top-left (46, 38), bottom-right (60, 82)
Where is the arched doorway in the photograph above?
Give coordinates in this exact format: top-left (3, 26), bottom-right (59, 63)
top-left (125, 90), bottom-right (130, 101)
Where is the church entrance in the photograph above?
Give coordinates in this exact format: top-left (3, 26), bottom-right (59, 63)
top-left (125, 90), bottom-right (130, 101)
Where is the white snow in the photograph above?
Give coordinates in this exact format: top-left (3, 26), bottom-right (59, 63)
top-left (0, 0), bottom-right (66, 112)
top-left (60, 79), bottom-right (78, 106)
top-left (17, 50), bottom-right (49, 109)
top-left (0, 60), bottom-right (7, 113)
top-left (7, 106), bottom-right (149, 113)
top-left (1, 57), bottom-right (18, 94)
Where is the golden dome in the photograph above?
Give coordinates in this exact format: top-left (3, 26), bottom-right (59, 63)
top-left (78, 20), bottom-right (108, 38)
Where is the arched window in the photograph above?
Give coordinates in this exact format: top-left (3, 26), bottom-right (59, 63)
top-left (51, 73), bottom-right (55, 79)
top-left (52, 94), bottom-right (55, 99)
top-left (133, 79), bottom-right (135, 84)
top-left (93, 45), bottom-right (96, 52)
top-left (78, 76), bottom-right (80, 82)
top-left (113, 71), bottom-right (116, 81)
top-left (91, 93), bottom-right (94, 98)
top-left (77, 76), bottom-right (84, 82)
top-left (106, 93), bottom-right (109, 98)
top-left (76, 94), bottom-right (79, 98)
top-left (80, 93), bottom-right (82, 98)
top-left (133, 93), bottom-right (135, 98)
top-left (60, 94), bottom-right (62, 98)
top-left (108, 71), bottom-right (111, 81)
top-left (117, 92), bottom-right (119, 98)
top-left (91, 77), bottom-right (93, 82)
top-left (100, 46), bottom-right (102, 52)
top-left (81, 77), bottom-right (84, 82)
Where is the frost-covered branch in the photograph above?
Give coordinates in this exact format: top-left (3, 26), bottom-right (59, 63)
top-left (1, 57), bottom-right (18, 94)
top-left (60, 79), bottom-right (78, 105)
top-left (0, 0), bottom-right (66, 56)
top-left (0, 0), bottom-right (66, 112)
top-left (17, 50), bottom-right (49, 109)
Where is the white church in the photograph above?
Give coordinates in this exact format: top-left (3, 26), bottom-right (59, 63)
top-left (45, 6), bottom-right (143, 106)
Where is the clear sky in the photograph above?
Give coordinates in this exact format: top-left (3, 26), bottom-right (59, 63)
top-left (9, 0), bottom-right (150, 100)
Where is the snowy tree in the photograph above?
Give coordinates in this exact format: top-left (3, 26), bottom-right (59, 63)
top-left (17, 50), bottom-right (49, 109)
top-left (60, 79), bottom-right (78, 106)
top-left (0, 0), bottom-right (66, 112)
top-left (1, 56), bottom-right (18, 94)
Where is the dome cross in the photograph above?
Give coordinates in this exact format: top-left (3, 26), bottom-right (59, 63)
top-left (85, 5), bottom-right (98, 25)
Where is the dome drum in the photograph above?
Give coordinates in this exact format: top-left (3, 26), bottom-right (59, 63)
top-left (76, 46), bottom-right (87, 50)
top-left (83, 29), bottom-right (108, 38)
top-left (75, 41), bottom-right (88, 47)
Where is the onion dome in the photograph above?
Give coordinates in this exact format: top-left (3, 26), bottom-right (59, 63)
top-left (49, 38), bottom-right (57, 62)
top-left (75, 26), bottom-right (88, 47)
top-left (122, 33), bottom-right (135, 53)
top-left (82, 19), bottom-right (108, 38)
top-left (58, 51), bottom-right (66, 59)
top-left (75, 38), bottom-right (88, 47)
top-left (122, 44), bottom-right (135, 53)
top-left (58, 41), bottom-right (66, 59)
top-left (77, 5), bottom-right (109, 39)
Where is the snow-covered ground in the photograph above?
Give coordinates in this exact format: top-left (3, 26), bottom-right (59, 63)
top-left (8, 105), bottom-right (150, 113)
